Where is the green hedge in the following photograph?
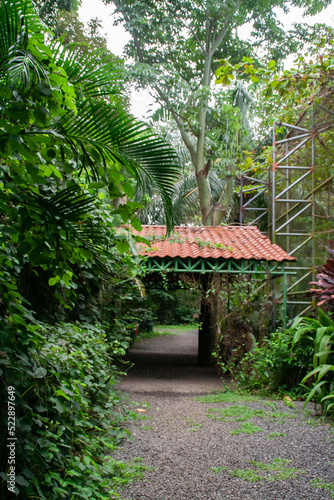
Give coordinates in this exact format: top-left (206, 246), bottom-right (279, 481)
top-left (0, 321), bottom-right (137, 499)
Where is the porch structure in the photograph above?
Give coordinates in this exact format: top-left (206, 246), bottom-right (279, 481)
top-left (131, 225), bottom-right (295, 365)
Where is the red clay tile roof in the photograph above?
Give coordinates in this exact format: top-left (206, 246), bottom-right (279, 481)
top-left (131, 225), bottom-right (295, 262)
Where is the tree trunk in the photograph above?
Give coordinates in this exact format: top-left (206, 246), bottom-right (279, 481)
top-left (198, 274), bottom-right (216, 366)
top-left (196, 52), bottom-right (214, 226)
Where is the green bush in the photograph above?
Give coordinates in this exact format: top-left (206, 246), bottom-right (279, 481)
top-left (1, 320), bottom-right (133, 499)
top-left (296, 310), bottom-right (334, 414)
top-left (227, 326), bottom-right (314, 395)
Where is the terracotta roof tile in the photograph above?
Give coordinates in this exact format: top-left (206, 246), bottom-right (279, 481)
top-left (129, 225), bottom-right (295, 262)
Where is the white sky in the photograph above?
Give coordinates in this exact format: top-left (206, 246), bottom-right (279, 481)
top-left (78, 0), bottom-right (334, 118)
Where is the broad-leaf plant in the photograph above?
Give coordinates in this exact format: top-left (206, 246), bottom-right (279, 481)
top-left (0, 0), bottom-right (180, 497)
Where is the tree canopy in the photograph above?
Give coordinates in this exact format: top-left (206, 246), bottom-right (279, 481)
top-left (106, 0), bottom-right (332, 225)
top-left (0, 0), bottom-right (183, 496)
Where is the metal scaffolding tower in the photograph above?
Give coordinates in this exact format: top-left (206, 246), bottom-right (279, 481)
top-left (240, 105), bottom-right (334, 324)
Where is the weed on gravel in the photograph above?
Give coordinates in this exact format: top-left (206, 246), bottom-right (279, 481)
top-left (194, 390), bottom-right (261, 404)
top-left (310, 478), bottom-right (334, 498)
top-left (268, 431), bottom-right (286, 439)
top-left (210, 458), bottom-right (305, 483)
top-left (112, 457), bottom-right (154, 490)
top-left (185, 417), bottom-right (202, 432)
top-left (206, 404), bottom-right (295, 423)
top-left (231, 422), bottom-right (263, 435)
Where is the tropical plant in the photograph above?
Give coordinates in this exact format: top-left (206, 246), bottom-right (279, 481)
top-left (1, 0), bottom-right (180, 231)
top-left (0, 0), bottom-right (182, 497)
top-left (32, 0), bottom-right (79, 27)
top-left (106, 0), bottom-right (330, 225)
top-left (310, 244), bottom-right (334, 312)
top-left (224, 322), bottom-right (314, 395)
top-left (137, 170), bottom-right (239, 226)
top-left (0, 319), bottom-right (136, 499)
top-left (292, 307), bottom-right (334, 414)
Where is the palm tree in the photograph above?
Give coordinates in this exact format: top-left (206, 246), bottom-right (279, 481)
top-left (0, 0), bottom-right (181, 233)
top-left (137, 170), bottom-right (239, 226)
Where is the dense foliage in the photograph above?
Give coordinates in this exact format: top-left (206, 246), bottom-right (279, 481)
top-left (0, 0), bottom-right (181, 496)
top-left (294, 310), bottom-right (334, 414)
top-left (107, 0), bottom-right (331, 225)
top-left (225, 287), bottom-right (334, 414)
top-left (1, 320), bottom-right (135, 498)
top-left (226, 324), bottom-right (314, 396)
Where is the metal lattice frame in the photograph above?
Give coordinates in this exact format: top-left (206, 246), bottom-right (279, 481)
top-left (272, 120), bottom-right (316, 320)
top-left (240, 105), bottom-right (334, 324)
top-left (144, 257), bottom-right (293, 327)
top-left (272, 112), bottom-right (334, 323)
top-left (240, 173), bottom-right (268, 229)
top-left (146, 257), bottom-right (290, 276)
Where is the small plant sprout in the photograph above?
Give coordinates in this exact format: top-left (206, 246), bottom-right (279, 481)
top-left (185, 417), bottom-right (202, 432)
top-left (310, 478), bottom-right (334, 497)
top-left (231, 422), bottom-right (263, 435)
top-left (283, 395), bottom-right (295, 408)
top-left (268, 432), bottom-right (286, 439)
top-left (222, 458), bottom-right (305, 483)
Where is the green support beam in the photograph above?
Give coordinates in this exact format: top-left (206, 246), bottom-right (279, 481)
top-left (145, 257), bottom-right (294, 277)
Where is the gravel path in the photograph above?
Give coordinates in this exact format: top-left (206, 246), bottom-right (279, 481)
top-left (114, 329), bottom-right (334, 500)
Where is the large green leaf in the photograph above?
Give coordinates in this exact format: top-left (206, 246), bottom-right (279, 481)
top-left (318, 307), bottom-right (334, 327)
top-left (58, 100), bottom-right (180, 230)
top-left (0, 0), bottom-right (47, 89)
top-left (29, 186), bottom-right (97, 224)
top-left (301, 364), bottom-right (334, 384)
top-left (302, 379), bottom-right (328, 407)
top-left (52, 42), bottom-right (122, 99)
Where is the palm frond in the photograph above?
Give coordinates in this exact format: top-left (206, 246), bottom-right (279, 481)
top-left (26, 186), bottom-right (113, 268)
top-left (137, 170), bottom-right (239, 226)
top-left (0, 0), bottom-right (48, 89)
top-left (52, 42), bottom-right (123, 99)
top-left (28, 185), bottom-right (97, 226)
top-left (4, 49), bottom-right (46, 88)
top-left (58, 100), bottom-right (181, 229)
top-left (0, 0), bottom-right (27, 64)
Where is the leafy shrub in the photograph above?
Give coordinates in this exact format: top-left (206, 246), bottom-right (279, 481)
top-left (1, 320), bottom-right (133, 499)
top-left (175, 304), bottom-right (197, 324)
top-left (226, 325), bottom-right (314, 395)
top-left (295, 310), bottom-right (334, 414)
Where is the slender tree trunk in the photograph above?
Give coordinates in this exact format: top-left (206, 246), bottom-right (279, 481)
top-left (198, 274), bottom-right (216, 365)
top-left (196, 51), bottom-right (218, 364)
top-left (196, 52), bottom-right (214, 226)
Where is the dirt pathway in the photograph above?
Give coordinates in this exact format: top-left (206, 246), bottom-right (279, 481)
top-left (115, 329), bottom-right (334, 500)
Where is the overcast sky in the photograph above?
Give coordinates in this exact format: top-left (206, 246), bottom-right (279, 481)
top-left (78, 0), bottom-right (334, 118)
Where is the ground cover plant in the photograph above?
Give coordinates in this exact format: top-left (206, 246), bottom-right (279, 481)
top-left (230, 422), bottom-right (263, 435)
top-left (156, 324), bottom-right (198, 332)
top-left (206, 404), bottom-right (295, 424)
top-left (0, 320), bottom-right (143, 498)
top-left (134, 323), bottom-right (197, 342)
top-left (268, 432), bottom-right (286, 439)
top-left (211, 458), bottom-right (305, 483)
top-left (194, 390), bottom-right (262, 404)
top-left (310, 478), bottom-right (334, 498)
